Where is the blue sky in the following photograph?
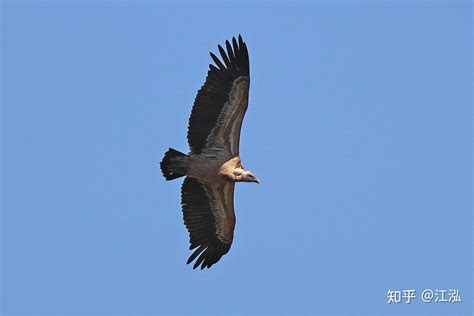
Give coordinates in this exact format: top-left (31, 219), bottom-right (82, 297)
top-left (1, 1), bottom-right (471, 315)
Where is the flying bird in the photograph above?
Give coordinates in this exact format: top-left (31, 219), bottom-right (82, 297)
top-left (160, 35), bottom-right (258, 269)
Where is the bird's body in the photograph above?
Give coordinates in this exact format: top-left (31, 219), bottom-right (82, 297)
top-left (160, 35), bottom-right (258, 269)
top-left (187, 154), bottom-right (240, 183)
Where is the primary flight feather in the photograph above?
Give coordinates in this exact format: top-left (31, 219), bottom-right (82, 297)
top-left (160, 35), bottom-right (259, 270)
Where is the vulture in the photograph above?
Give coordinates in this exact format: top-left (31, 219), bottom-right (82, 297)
top-left (160, 35), bottom-right (259, 270)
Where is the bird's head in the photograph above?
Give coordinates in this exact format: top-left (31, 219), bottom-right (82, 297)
top-left (238, 170), bottom-right (260, 184)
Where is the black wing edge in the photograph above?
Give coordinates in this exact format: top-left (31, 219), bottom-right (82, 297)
top-left (211, 34), bottom-right (250, 77)
top-left (187, 35), bottom-right (250, 154)
top-left (181, 177), bottom-right (232, 270)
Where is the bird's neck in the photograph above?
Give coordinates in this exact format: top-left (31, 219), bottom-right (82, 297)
top-left (219, 156), bottom-right (243, 182)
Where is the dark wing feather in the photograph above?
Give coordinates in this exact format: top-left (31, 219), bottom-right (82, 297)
top-left (181, 177), bottom-right (236, 269)
top-left (187, 35), bottom-right (250, 154)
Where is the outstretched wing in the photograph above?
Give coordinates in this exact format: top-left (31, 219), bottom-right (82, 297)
top-left (181, 177), bottom-right (236, 269)
top-left (187, 35), bottom-right (250, 155)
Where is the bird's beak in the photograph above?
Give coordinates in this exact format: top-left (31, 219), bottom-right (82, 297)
top-left (255, 178), bottom-right (260, 184)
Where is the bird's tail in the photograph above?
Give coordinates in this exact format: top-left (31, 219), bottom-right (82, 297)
top-left (160, 148), bottom-right (189, 181)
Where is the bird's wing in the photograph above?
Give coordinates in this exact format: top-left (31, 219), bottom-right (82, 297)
top-left (181, 177), bottom-right (236, 269)
top-left (187, 35), bottom-right (250, 156)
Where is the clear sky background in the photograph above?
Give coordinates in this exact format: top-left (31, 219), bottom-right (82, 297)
top-left (1, 1), bottom-right (472, 315)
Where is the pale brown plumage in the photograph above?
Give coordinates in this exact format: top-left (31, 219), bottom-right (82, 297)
top-left (160, 35), bottom-right (259, 269)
